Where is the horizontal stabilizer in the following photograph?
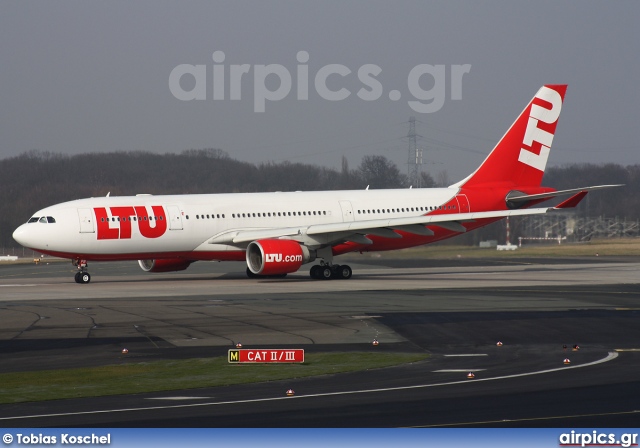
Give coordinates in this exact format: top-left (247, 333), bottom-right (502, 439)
top-left (506, 184), bottom-right (622, 208)
top-left (554, 191), bottom-right (588, 209)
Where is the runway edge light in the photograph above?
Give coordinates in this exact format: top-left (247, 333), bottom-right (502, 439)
top-left (563, 358), bottom-right (571, 365)
top-left (286, 389), bottom-right (295, 396)
top-left (467, 372), bottom-right (475, 379)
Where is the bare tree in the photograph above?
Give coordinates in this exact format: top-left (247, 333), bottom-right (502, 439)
top-left (356, 155), bottom-right (406, 189)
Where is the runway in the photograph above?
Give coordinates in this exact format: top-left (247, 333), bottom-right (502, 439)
top-left (0, 256), bottom-right (639, 427)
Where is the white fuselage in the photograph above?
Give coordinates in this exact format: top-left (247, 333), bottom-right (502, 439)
top-left (13, 188), bottom-right (461, 261)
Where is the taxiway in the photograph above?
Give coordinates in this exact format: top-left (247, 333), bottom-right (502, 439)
top-left (0, 256), bottom-right (638, 427)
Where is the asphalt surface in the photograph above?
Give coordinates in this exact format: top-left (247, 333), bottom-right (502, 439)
top-left (0, 256), bottom-right (639, 427)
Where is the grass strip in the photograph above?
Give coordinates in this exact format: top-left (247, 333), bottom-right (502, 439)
top-left (353, 238), bottom-right (640, 259)
top-left (0, 352), bottom-right (428, 404)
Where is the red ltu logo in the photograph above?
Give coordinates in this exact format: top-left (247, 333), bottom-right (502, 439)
top-left (94, 206), bottom-right (167, 239)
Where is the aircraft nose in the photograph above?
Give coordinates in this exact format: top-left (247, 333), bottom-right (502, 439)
top-left (12, 223), bottom-right (30, 247)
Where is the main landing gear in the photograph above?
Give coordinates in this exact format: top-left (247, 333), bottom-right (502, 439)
top-left (73, 259), bottom-right (91, 284)
top-left (309, 264), bottom-right (352, 280)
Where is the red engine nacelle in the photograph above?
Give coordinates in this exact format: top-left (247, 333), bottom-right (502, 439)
top-left (138, 259), bottom-right (193, 273)
top-left (246, 239), bottom-right (313, 276)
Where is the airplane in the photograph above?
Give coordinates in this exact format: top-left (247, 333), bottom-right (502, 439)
top-left (12, 85), bottom-right (619, 284)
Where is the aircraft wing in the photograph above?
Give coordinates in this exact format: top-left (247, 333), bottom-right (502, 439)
top-left (208, 192), bottom-right (587, 247)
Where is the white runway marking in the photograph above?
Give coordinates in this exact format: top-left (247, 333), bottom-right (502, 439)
top-left (146, 396), bottom-right (211, 401)
top-left (0, 284), bottom-right (40, 287)
top-left (444, 354), bottom-right (488, 357)
top-left (433, 369), bottom-right (486, 372)
top-left (0, 351), bottom-right (619, 422)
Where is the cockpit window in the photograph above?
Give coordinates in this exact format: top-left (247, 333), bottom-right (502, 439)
top-left (28, 216), bottom-right (56, 223)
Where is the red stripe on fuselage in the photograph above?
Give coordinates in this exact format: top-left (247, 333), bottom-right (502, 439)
top-left (29, 249), bottom-right (247, 262)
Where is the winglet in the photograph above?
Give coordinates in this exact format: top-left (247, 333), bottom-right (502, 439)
top-left (554, 191), bottom-right (588, 209)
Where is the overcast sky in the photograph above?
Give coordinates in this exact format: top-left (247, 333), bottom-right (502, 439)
top-left (1, 1), bottom-right (638, 182)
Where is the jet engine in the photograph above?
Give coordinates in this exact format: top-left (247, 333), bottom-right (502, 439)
top-left (246, 239), bottom-right (314, 276)
top-left (138, 259), bottom-right (192, 273)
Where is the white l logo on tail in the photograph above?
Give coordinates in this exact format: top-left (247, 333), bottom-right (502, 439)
top-left (518, 86), bottom-right (563, 172)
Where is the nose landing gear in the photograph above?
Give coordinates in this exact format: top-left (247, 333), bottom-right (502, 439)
top-left (73, 259), bottom-right (91, 284)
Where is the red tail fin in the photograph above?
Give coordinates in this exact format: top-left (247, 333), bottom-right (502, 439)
top-left (453, 85), bottom-right (567, 189)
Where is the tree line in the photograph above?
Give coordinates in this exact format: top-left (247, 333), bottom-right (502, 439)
top-left (0, 149), bottom-right (634, 248)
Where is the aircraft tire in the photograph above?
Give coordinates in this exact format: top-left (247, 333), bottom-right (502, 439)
top-left (320, 266), bottom-right (332, 280)
top-left (310, 265), bottom-right (321, 279)
top-left (338, 265), bottom-right (352, 279)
